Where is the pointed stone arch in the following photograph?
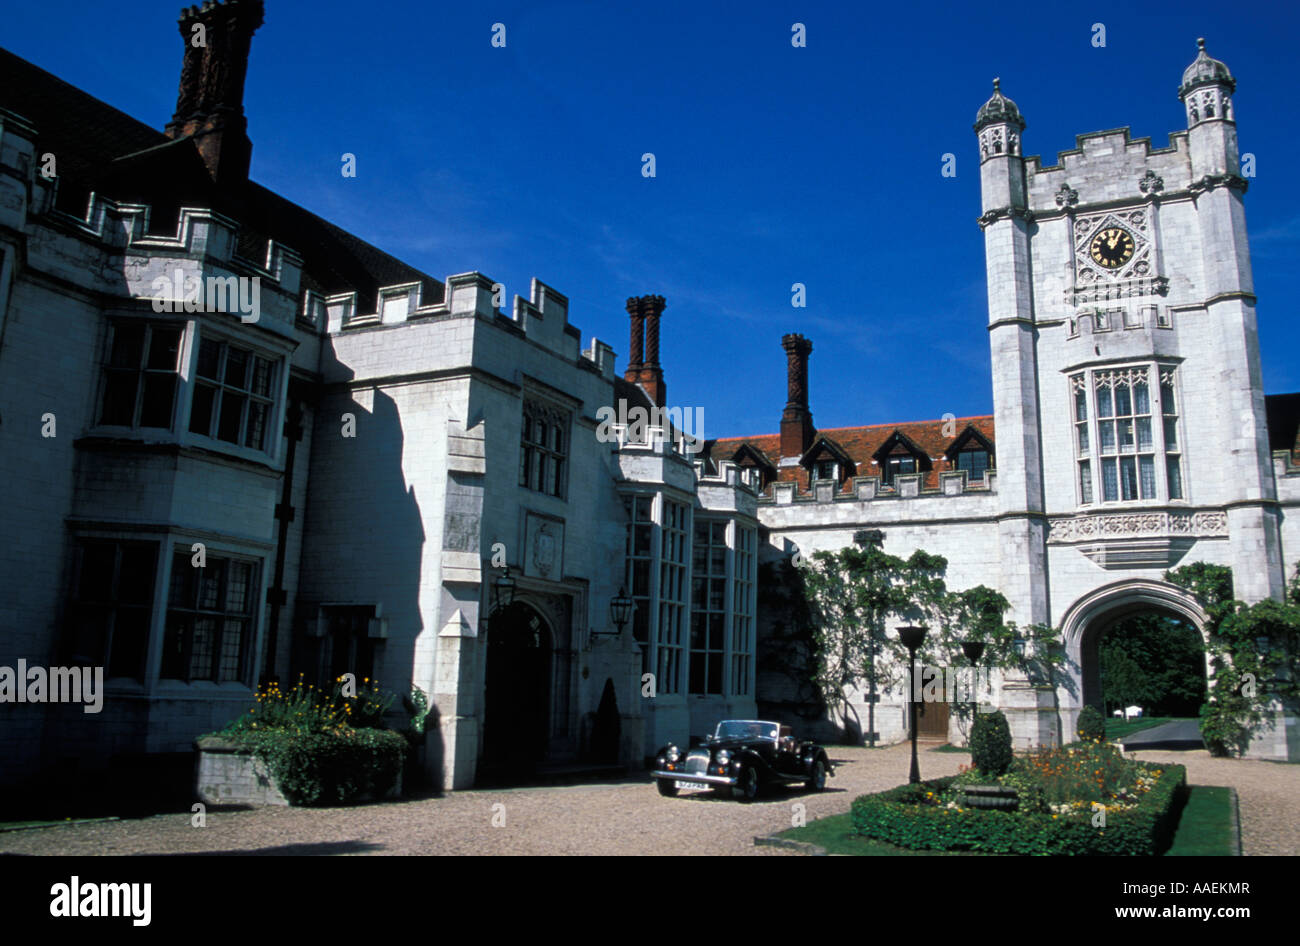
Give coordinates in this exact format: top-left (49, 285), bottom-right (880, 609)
top-left (1058, 578), bottom-right (1210, 716)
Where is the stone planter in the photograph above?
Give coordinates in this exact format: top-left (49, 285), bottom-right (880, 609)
top-left (960, 784), bottom-right (1019, 811)
top-left (195, 735), bottom-right (404, 806)
top-left (195, 736), bottom-right (288, 807)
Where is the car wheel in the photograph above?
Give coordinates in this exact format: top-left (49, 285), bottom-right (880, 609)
top-left (656, 779), bottom-right (679, 797)
top-left (736, 766), bottom-right (760, 802)
top-left (806, 759), bottom-right (827, 792)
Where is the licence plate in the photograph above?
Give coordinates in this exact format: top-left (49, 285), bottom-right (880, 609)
top-left (675, 780), bottom-right (702, 790)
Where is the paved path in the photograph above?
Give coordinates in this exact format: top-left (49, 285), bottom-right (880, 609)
top-left (0, 744), bottom-right (964, 856)
top-left (1121, 719), bottom-right (1204, 750)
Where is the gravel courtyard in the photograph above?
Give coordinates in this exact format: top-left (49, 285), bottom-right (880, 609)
top-left (1, 743), bottom-right (1294, 855)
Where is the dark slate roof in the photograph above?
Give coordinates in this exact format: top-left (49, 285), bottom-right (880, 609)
top-left (710, 415), bottom-right (997, 494)
top-left (0, 46), bottom-right (440, 313)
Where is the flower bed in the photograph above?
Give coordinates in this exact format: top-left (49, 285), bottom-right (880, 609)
top-left (197, 675), bottom-right (408, 807)
top-left (851, 749), bottom-right (1187, 855)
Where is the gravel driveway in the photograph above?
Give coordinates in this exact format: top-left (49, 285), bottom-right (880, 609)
top-left (0, 743), bottom-right (962, 856)
top-left (2, 743), bottom-right (1293, 855)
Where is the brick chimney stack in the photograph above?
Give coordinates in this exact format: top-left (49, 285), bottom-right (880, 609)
top-left (625, 297), bottom-right (645, 377)
top-left (624, 295), bottom-right (667, 407)
top-left (780, 333), bottom-right (815, 458)
top-left (164, 0), bottom-right (265, 187)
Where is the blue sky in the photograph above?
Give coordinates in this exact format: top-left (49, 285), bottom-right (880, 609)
top-left (8, 0), bottom-right (1298, 438)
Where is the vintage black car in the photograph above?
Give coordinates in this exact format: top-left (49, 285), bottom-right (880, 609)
top-left (651, 719), bottom-right (833, 801)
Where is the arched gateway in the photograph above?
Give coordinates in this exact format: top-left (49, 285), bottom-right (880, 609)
top-left (1057, 579), bottom-right (1210, 731)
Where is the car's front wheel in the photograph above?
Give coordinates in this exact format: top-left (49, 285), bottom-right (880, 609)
top-left (806, 759), bottom-right (827, 792)
top-left (656, 779), bottom-right (679, 797)
top-left (735, 766), bottom-right (760, 802)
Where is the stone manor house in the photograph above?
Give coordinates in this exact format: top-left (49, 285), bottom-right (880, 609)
top-left (1, 2), bottom-right (1297, 800)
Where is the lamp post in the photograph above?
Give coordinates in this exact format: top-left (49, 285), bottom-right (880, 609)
top-left (898, 625), bottom-right (927, 785)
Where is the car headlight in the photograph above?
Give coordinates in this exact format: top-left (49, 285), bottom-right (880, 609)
top-left (716, 749), bottom-right (731, 766)
top-left (666, 746), bottom-right (680, 763)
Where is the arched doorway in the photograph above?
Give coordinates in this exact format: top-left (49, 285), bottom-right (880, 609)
top-left (1058, 579), bottom-right (1210, 734)
top-left (481, 601), bottom-right (552, 778)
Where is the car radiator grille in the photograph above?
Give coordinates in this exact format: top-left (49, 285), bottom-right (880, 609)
top-left (683, 751), bottom-right (709, 775)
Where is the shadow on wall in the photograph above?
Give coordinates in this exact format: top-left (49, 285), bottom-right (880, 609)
top-left (292, 339), bottom-right (437, 792)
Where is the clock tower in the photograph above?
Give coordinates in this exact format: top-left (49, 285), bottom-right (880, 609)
top-left (976, 40), bottom-right (1287, 744)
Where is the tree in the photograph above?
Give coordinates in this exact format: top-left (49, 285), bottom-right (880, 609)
top-left (1099, 642), bottom-right (1152, 716)
top-left (1168, 561), bottom-right (1300, 756)
top-left (1098, 613), bottom-right (1206, 716)
top-left (798, 542), bottom-right (1036, 745)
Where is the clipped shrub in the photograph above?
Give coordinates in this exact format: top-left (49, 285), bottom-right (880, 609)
top-left (233, 727), bottom-right (407, 807)
top-left (970, 709), bottom-right (1013, 777)
top-left (1076, 705), bottom-right (1106, 743)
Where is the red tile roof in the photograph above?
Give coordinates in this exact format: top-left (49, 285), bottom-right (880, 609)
top-left (709, 415), bottom-right (996, 495)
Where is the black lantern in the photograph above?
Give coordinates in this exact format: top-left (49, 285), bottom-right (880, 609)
top-left (492, 566), bottom-right (516, 612)
top-left (897, 625), bottom-right (928, 784)
top-left (598, 586), bottom-right (635, 638)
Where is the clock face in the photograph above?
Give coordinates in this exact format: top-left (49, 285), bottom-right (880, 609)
top-left (1089, 226), bottom-right (1136, 269)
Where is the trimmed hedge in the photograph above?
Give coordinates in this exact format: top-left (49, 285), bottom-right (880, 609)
top-left (851, 764), bottom-right (1187, 855)
top-left (230, 727), bottom-right (407, 807)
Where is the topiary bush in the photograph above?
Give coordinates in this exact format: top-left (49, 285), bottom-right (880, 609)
top-left (970, 709), bottom-right (1013, 777)
top-left (1076, 705), bottom-right (1106, 743)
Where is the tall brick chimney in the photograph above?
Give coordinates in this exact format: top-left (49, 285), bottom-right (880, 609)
top-left (624, 297), bottom-right (645, 377)
top-left (625, 295), bottom-right (667, 407)
top-left (164, 0), bottom-right (265, 187)
top-left (780, 333), bottom-right (815, 458)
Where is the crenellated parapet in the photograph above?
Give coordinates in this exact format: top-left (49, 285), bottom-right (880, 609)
top-left (760, 470), bottom-right (997, 505)
top-left (326, 271), bottom-right (611, 374)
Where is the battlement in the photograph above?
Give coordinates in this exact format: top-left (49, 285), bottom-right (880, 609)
top-left (1023, 127), bottom-right (1194, 212)
top-left (327, 272), bottom-right (613, 377)
top-left (763, 470), bottom-right (997, 505)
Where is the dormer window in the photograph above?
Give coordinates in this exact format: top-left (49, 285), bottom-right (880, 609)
top-left (945, 425), bottom-right (996, 485)
top-left (728, 442), bottom-right (777, 494)
top-left (801, 436), bottom-right (854, 490)
top-left (882, 452), bottom-right (915, 486)
top-left (955, 449), bottom-right (990, 482)
top-left (874, 432), bottom-right (930, 488)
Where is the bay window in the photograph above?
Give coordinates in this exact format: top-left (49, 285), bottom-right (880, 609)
top-left (1070, 364), bottom-right (1184, 505)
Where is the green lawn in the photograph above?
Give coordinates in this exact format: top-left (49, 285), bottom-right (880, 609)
top-left (1104, 715), bottom-right (1178, 740)
top-left (1165, 786), bottom-right (1237, 855)
top-left (776, 782), bottom-right (1236, 856)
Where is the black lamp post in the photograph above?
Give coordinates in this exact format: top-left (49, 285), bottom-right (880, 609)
top-left (898, 625), bottom-right (927, 785)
